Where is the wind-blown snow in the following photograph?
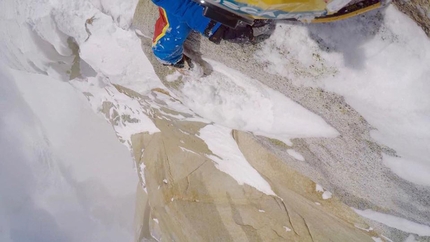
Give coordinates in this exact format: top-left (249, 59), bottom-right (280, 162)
top-left (258, 6), bottom-right (430, 186)
top-left (181, 60), bottom-right (339, 145)
top-left (0, 0), bottom-right (150, 240)
top-left (199, 125), bottom-right (276, 196)
top-left (287, 149), bottom-right (305, 161)
top-left (0, 65), bottom-right (137, 241)
top-left (353, 209), bottom-right (430, 236)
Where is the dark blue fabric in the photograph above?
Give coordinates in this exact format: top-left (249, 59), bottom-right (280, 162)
top-left (151, 0), bottom-right (221, 64)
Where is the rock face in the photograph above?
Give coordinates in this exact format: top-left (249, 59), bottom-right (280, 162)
top-left (119, 86), bottom-right (375, 241)
top-left (130, 1), bottom-right (430, 241)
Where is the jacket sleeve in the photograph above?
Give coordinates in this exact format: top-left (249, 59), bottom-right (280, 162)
top-left (151, 0), bottom-right (220, 35)
top-left (152, 8), bottom-right (191, 65)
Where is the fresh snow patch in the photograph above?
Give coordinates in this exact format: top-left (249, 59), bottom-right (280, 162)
top-left (404, 234), bottom-right (418, 242)
top-left (322, 191), bottom-right (332, 200)
top-left (355, 225), bottom-right (373, 232)
top-left (180, 146), bottom-right (198, 155)
top-left (284, 226), bottom-right (292, 232)
top-left (259, 5), bottom-right (430, 186)
top-left (153, 218), bottom-right (159, 224)
top-left (315, 184), bottom-right (332, 199)
top-left (199, 125), bottom-right (276, 196)
top-left (382, 154), bottom-right (430, 187)
top-left (372, 237), bottom-right (383, 242)
top-left (181, 60), bottom-right (339, 145)
top-left (316, 184), bottom-right (325, 193)
top-left (0, 66), bottom-right (137, 241)
top-left (287, 149), bottom-right (305, 161)
top-left (139, 162), bottom-right (147, 192)
top-left (353, 209), bottom-right (430, 236)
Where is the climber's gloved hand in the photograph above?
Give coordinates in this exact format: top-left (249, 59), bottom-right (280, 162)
top-left (209, 20), bottom-right (275, 45)
top-left (209, 25), bottom-right (254, 45)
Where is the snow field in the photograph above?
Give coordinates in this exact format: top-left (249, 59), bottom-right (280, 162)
top-left (0, 66), bottom-right (137, 242)
top-left (258, 5), bottom-right (430, 187)
top-left (353, 209), bottom-right (430, 236)
top-left (180, 60), bottom-right (340, 146)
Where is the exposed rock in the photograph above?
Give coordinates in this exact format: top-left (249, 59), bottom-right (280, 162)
top-left (121, 85), bottom-right (376, 241)
top-left (129, 0), bottom-right (430, 241)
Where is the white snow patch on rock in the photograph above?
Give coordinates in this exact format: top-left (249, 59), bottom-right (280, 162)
top-left (353, 209), bottom-right (430, 236)
top-left (199, 125), bottom-right (276, 196)
top-left (258, 5), bottom-right (430, 187)
top-left (322, 191), bottom-right (332, 200)
top-left (316, 184), bottom-right (332, 199)
top-left (182, 60), bottom-right (339, 145)
top-left (287, 149), bottom-right (305, 161)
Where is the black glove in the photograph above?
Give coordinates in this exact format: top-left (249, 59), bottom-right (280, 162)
top-left (209, 25), bottom-right (254, 45)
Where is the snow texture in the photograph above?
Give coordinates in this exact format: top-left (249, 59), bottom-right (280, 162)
top-left (0, 65), bottom-right (137, 242)
top-left (353, 209), bottom-right (430, 236)
top-left (287, 149), bottom-right (305, 161)
top-left (258, 5), bottom-right (430, 187)
top-left (181, 60), bottom-right (340, 146)
top-left (199, 125), bottom-right (276, 196)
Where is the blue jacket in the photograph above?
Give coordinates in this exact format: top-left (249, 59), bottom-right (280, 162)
top-left (151, 0), bottom-right (221, 65)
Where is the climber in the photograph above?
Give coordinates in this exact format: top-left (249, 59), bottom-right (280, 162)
top-left (151, 0), bottom-right (274, 69)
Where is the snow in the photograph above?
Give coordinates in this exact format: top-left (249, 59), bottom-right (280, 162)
top-left (353, 209), bottom-right (430, 236)
top-left (322, 191), bottom-right (332, 200)
top-left (181, 60), bottom-right (339, 146)
top-left (180, 146), bottom-right (198, 155)
top-left (372, 237), bottom-right (384, 242)
top-left (284, 226), bottom-right (292, 232)
top-left (0, 66), bottom-right (137, 241)
top-left (2, 0), bottom-right (430, 239)
top-left (0, 0), bottom-right (149, 240)
top-left (316, 184), bottom-right (325, 192)
top-left (71, 78), bottom-right (160, 146)
top-left (287, 149), bottom-right (305, 161)
top-left (199, 124), bottom-right (276, 196)
top-left (404, 234), bottom-right (418, 242)
top-left (258, 5), bottom-right (430, 186)
top-left (315, 184), bottom-right (332, 199)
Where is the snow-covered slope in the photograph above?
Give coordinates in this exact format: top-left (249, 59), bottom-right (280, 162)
top-left (0, 65), bottom-right (137, 241)
top-left (1, 0), bottom-right (430, 240)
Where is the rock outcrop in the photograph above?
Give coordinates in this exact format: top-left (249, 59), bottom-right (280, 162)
top-left (125, 1), bottom-right (391, 241)
top-left (117, 86), bottom-right (376, 241)
top-left (128, 0), bottom-right (430, 241)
